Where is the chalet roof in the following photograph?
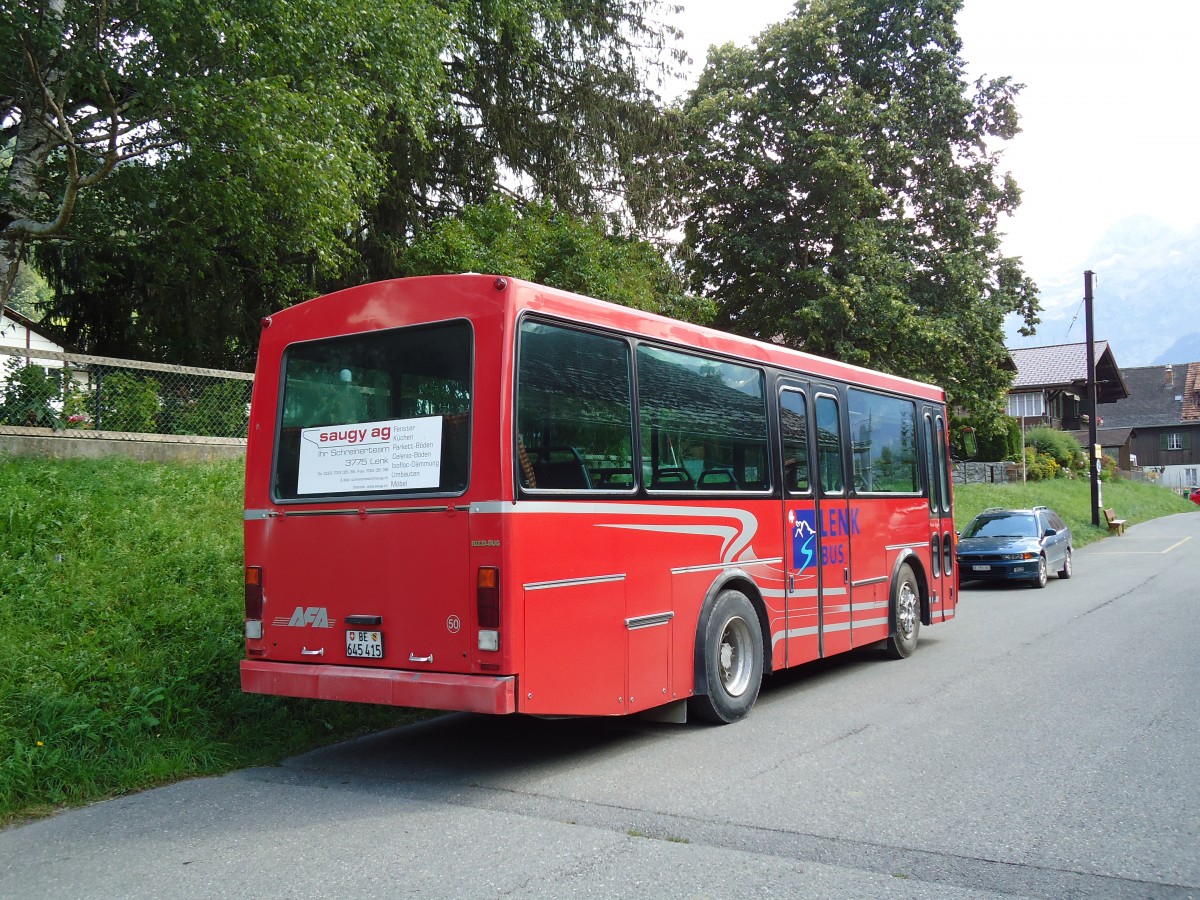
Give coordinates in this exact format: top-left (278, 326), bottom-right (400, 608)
top-left (1097, 362), bottom-right (1200, 428)
top-left (1185, 363), bottom-right (1200, 421)
top-left (1069, 427), bottom-right (1135, 448)
top-left (0, 305), bottom-right (79, 354)
top-left (1007, 341), bottom-right (1128, 403)
top-left (3, 306), bottom-right (52, 339)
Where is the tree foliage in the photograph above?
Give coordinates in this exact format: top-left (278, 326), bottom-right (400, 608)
top-left (401, 198), bottom-right (712, 323)
top-left (681, 0), bottom-right (1038, 424)
top-left (954, 412), bottom-right (1021, 461)
top-left (4, 0), bottom-right (683, 366)
top-left (3, 263), bottom-right (51, 319)
top-left (2, 0), bottom-right (452, 310)
top-left (351, 0), bottom-right (688, 283)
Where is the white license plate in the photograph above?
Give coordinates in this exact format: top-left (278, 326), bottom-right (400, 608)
top-left (346, 629), bottom-right (384, 658)
top-left (972, 564), bottom-right (992, 572)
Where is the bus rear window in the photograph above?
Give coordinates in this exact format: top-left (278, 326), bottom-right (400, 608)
top-left (272, 321), bottom-right (471, 500)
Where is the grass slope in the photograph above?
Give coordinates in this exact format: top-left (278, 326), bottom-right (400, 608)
top-left (0, 456), bottom-right (423, 825)
top-left (0, 457), bottom-right (1194, 824)
top-left (954, 476), bottom-right (1197, 547)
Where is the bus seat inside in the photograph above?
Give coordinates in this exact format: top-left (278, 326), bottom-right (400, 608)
top-left (650, 467), bottom-right (694, 490)
top-left (529, 446), bottom-right (593, 490)
top-left (697, 467), bottom-right (739, 490)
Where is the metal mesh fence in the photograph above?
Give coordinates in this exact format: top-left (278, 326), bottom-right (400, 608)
top-left (0, 346), bottom-right (253, 438)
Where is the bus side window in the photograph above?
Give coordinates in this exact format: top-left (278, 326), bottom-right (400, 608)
top-left (637, 345), bottom-right (768, 494)
top-left (516, 320), bottom-right (634, 492)
top-left (847, 389), bottom-right (918, 494)
top-left (815, 394), bottom-right (844, 495)
top-left (780, 390), bottom-right (809, 494)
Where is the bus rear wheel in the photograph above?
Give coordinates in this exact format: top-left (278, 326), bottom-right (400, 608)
top-left (689, 589), bottom-right (763, 724)
top-left (885, 564), bottom-right (921, 660)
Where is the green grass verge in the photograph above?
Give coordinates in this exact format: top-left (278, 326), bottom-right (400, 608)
top-left (1, 457), bottom-right (1194, 825)
top-left (955, 475), bottom-right (1198, 548)
top-left (0, 456), bottom-right (428, 826)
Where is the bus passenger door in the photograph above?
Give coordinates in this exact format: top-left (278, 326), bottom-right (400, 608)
top-left (779, 384), bottom-right (851, 664)
top-left (923, 409), bottom-right (955, 620)
top-left (813, 388), bottom-right (853, 656)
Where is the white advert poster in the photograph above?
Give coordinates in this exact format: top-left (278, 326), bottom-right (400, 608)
top-left (297, 416), bottom-right (443, 494)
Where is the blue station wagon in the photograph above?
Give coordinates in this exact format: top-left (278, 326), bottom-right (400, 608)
top-left (956, 507), bottom-right (1073, 589)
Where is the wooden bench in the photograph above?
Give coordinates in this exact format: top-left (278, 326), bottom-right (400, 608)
top-left (1104, 507), bottom-right (1127, 535)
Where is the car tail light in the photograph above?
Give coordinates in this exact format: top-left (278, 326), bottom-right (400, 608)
top-left (477, 566), bottom-right (500, 651)
top-left (245, 566), bottom-right (264, 639)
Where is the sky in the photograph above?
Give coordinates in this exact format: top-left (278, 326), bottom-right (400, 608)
top-left (667, 0), bottom-right (1200, 341)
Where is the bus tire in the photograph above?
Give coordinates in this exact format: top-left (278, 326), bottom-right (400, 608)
top-left (885, 563), bottom-right (921, 660)
top-left (689, 589), bottom-right (763, 724)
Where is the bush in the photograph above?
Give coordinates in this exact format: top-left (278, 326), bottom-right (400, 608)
top-left (1099, 454), bottom-right (1119, 482)
top-left (164, 380), bottom-right (251, 437)
top-left (1023, 446), bottom-right (1059, 481)
top-left (94, 371), bottom-right (160, 432)
top-left (1024, 426), bottom-right (1083, 474)
top-left (0, 361), bottom-right (63, 427)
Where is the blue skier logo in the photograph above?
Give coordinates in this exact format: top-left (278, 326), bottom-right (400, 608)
top-left (789, 508), bottom-right (817, 577)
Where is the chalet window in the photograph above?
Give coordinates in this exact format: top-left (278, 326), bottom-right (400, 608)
top-left (1006, 392), bottom-right (1044, 418)
top-left (1161, 433), bottom-right (1190, 451)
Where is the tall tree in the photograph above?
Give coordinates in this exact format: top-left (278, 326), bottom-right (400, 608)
top-left (400, 197), bottom-right (712, 324)
top-left (348, 0), bottom-right (686, 284)
top-left (6, 1), bottom-right (684, 365)
top-left (2, 0), bottom-right (452, 314)
top-left (681, 0), bottom-right (1038, 425)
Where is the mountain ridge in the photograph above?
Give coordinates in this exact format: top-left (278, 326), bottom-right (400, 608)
top-left (1005, 216), bottom-right (1200, 366)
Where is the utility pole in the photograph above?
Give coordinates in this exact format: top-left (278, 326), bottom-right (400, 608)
top-left (1085, 271), bottom-right (1100, 527)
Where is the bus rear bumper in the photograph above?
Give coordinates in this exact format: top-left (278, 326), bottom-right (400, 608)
top-left (240, 660), bottom-right (517, 714)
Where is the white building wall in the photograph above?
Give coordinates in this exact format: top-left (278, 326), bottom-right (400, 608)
top-left (0, 311), bottom-right (66, 368)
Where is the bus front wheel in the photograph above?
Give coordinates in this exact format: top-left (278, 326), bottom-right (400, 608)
top-left (885, 564), bottom-right (921, 660)
top-left (689, 589), bottom-right (763, 724)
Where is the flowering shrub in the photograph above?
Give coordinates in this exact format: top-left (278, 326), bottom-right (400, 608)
top-left (0, 361), bottom-right (63, 427)
top-left (1024, 426), bottom-right (1083, 479)
top-left (1023, 447), bottom-right (1060, 481)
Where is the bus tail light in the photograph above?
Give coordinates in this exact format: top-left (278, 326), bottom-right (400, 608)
top-left (477, 566), bottom-right (500, 651)
top-left (245, 566), bottom-right (264, 639)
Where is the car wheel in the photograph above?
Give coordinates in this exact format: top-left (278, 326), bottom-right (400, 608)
top-left (885, 564), bottom-right (921, 659)
top-left (1031, 554), bottom-right (1048, 589)
top-left (1058, 547), bottom-right (1072, 579)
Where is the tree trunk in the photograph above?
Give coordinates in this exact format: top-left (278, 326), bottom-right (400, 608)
top-left (1, 0), bottom-right (68, 309)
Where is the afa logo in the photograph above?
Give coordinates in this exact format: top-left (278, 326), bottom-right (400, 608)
top-left (788, 509), bottom-right (818, 578)
top-left (287, 606), bottom-right (330, 628)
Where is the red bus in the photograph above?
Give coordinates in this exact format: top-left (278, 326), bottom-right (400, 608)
top-left (241, 274), bottom-right (962, 723)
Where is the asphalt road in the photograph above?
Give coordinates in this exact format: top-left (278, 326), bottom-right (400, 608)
top-left (2, 512), bottom-right (1197, 899)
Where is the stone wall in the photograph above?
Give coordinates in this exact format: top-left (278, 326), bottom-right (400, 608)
top-left (0, 426), bottom-right (246, 463)
top-left (953, 460), bottom-right (1018, 485)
